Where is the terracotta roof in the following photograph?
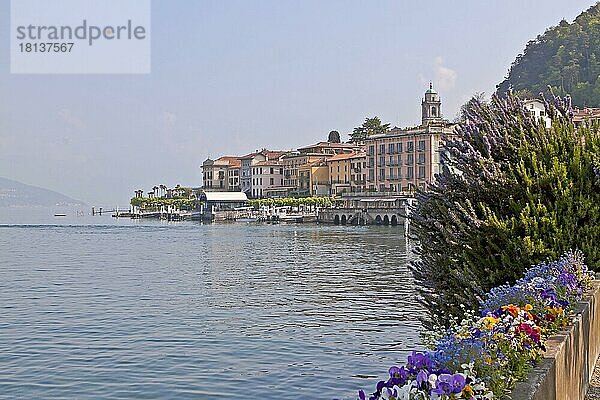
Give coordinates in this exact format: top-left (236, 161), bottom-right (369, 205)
top-left (254, 159), bottom-right (283, 166)
top-left (301, 159), bottom-right (328, 168)
top-left (214, 156), bottom-right (241, 168)
top-left (573, 108), bottom-right (600, 122)
top-left (327, 152), bottom-right (366, 162)
top-left (240, 149), bottom-right (288, 160)
top-left (297, 141), bottom-right (360, 150)
top-left (240, 151), bottom-right (260, 159)
top-left (264, 150), bottom-right (288, 160)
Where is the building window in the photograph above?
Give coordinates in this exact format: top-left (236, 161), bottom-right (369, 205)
top-left (369, 158), bottom-right (374, 168)
top-left (407, 166), bottom-right (414, 179)
top-left (379, 156), bottom-right (385, 167)
top-left (397, 142), bottom-right (403, 152)
top-left (397, 168), bottom-right (402, 179)
top-left (418, 166), bottom-right (426, 179)
top-left (389, 155), bottom-right (394, 165)
top-left (418, 153), bottom-right (425, 164)
top-left (270, 167), bottom-right (274, 174)
top-left (431, 106), bottom-right (437, 116)
top-left (379, 144), bottom-right (385, 154)
top-left (368, 145), bottom-right (375, 156)
top-left (418, 140), bottom-right (426, 151)
top-left (388, 143), bottom-right (395, 153)
top-left (379, 168), bottom-right (385, 179)
top-left (368, 169), bottom-right (375, 180)
top-left (406, 153), bottom-right (414, 165)
top-left (407, 141), bottom-right (414, 152)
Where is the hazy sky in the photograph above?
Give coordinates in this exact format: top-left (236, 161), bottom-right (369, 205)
top-left (0, 0), bottom-right (596, 205)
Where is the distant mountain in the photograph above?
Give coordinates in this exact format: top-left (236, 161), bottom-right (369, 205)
top-left (497, 3), bottom-right (600, 107)
top-left (0, 177), bottom-right (85, 207)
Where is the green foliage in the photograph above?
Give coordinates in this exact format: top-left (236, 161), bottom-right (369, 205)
top-left (130, 197), bottom-right (200, 210)
top-left (248, 196), bottom-right (334, 208)
top-left (350, 116), bottom-right (390, 142)
top-left (497, 3), bottom-right (600, 106)
top-left (411, 94), bottom-right (600, 328)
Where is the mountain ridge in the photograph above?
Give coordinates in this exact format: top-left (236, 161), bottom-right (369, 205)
top-left (0, 177), bottom-right (85, 207)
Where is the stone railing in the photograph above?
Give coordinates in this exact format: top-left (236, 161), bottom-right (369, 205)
top-left (511, 281), bottom-right (600, 400)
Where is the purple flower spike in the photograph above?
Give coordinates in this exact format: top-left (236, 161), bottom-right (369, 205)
top-left (416, 370), bottom-right (428, 386)
top-left (358, 389), bottom-right (366, 400)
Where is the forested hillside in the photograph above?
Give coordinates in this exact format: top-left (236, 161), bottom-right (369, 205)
top-left (497, 3), bottom-right (600, 106)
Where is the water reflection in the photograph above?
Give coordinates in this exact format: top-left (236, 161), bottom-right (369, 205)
top-left (0, 212), bottom-right (422, 399)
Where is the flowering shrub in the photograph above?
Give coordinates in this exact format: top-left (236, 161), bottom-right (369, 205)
top-left (359, 251), bottom-right (593, 400)
top-left (411, 93), bottom-right (600, 329)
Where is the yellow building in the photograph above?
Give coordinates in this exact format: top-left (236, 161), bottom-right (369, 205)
top-left (283, 139), bottom-right (362, 196)
top-left (327, 152), bottom-right (367, 195)
top-left (298, 160), bottom-right (330, 196)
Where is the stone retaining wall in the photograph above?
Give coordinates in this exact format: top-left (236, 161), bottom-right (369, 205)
top-left (511, 281), bottom-right (600, 400)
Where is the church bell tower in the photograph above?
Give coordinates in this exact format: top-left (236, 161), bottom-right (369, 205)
top-left (421, 82), bottom-right (442, 126)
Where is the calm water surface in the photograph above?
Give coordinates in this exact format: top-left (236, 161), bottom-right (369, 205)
top-left (0, 207), bottom-right (423, 399)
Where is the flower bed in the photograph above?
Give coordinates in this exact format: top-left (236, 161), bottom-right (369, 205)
top-left (358, 251), bottom-right (593, 400)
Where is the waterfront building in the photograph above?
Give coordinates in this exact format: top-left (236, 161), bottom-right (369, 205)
top-left (364, 84), bottom-right (456, 192)
top-left (298, 159), bottom-right (330, 196)
top-left (251, 159), bottom-right (285, 198)
top-left (240, 149), bottom-right (288, 198)
top-left (327, 152), bottom-right (367, 195)
top-left (202, 156), bottom-right (241, 191)
top-left (282, 138), bottom-right (362, 196)
top-left (198, 191), bottom-right (248, 211)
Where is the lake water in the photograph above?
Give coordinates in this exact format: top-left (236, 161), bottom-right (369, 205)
top-left (0, 207), bottom-right (423, 399)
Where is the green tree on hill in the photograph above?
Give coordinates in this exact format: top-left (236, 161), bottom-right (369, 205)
top-left (497, 3), bottom-right (600, 106)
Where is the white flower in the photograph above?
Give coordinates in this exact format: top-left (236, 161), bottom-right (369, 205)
top-left (428, 373), bottom-right (438, 387)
